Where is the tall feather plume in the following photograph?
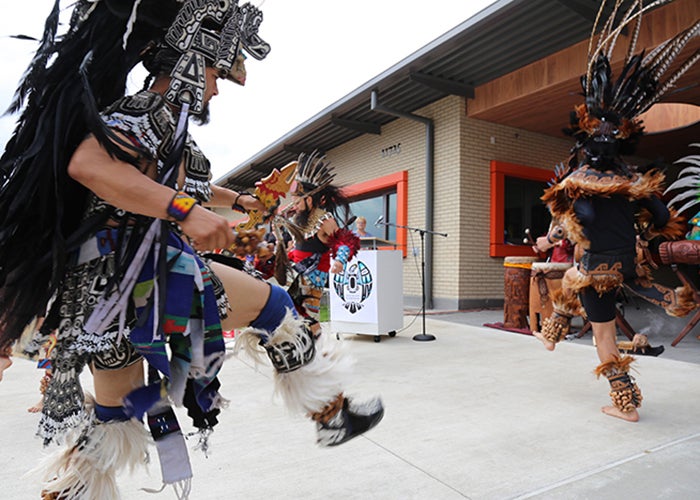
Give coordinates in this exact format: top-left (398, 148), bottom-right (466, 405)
top-left (584, 0), bottom-right (698, 123)
top-left (622, 0), bottom-right (644, 66)
top-left (642, 37), bottom-right (671, 67)
top-left (6, 0), bottom-right (61, 114)
top-left (650, 48), bottom-right (700, 105)
top-left (586, 0), bottom-right (674, 89)
top-left (651, 20), bottom-right (700, 81)
top-left (588, 2), bottom-right (613, 92)
top-left (294, 150), bottom-right (336, 194)
top-left (603, 0), bottom-right (626, 60)
top-left (587, 0), bottom-right (608, 67)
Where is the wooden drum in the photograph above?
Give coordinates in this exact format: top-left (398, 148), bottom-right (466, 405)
top-left (528, 262), bottom-right (572, 332)
top-left (503, 257), bottom-right (538, 329)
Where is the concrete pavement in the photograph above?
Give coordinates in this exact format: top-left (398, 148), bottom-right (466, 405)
top-left (2, 308), bottom-right (700, 499)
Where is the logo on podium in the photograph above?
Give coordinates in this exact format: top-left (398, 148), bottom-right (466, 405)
top-left (332, 260), bottom-right (373, 313)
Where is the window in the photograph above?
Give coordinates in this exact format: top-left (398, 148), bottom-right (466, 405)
top-left (344, 171), bottom-right (407, 256)
top-left (349, 192), bottom-right (397, 242)
top-left (490, 160), bottom-right (552, 257)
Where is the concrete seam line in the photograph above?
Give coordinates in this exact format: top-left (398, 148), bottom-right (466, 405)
top-left (511, 432), bottom-right (700, 499)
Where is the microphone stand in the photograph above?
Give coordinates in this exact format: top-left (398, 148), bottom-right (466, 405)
top-left (377, 218), bottom-right (447, 342)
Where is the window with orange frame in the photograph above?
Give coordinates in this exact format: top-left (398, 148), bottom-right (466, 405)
top-left (344, 171), bottom-right (408, 257)
top-left (490, 160), bottom-right (553, 258)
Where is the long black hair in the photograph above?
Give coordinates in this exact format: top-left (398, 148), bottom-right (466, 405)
top-left (0, 0), bottom-right (180, 349)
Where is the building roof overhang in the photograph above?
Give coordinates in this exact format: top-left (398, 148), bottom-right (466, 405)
top-left (218, 0), bottom-right (699, 190)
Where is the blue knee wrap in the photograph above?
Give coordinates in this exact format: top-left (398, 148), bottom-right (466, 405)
top-left (250, 284), bottom-right (298, 333)
top-left (94, 403), bottom-right (130, 422)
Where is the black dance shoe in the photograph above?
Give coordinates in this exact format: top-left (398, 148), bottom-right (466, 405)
top-left (316, 397), bottom-right (384, 446)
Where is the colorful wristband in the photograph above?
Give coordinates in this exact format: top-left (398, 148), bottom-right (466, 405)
top-left (335, 245), bottom-right (351, 265)
top-left (167, 191), bottom-right (198, 222)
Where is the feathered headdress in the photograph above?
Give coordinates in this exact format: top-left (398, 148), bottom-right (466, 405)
top-left (0, 0), bottom-right (185, 347)
top-left (291, 150), bottom-right (337, 197)
top-left (0, 0), bottom-right (269, 348)
top-left (566, 0), bottom-right (699, 162)
top-left (285, 150), bottom-right (352, 231)
top-left (160, 0), bottom-right (270, 114)
top-left (290, 150), bottom-right (354, 226)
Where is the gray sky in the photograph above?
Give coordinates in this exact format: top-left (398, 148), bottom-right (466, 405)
top-left (0, 0), bottom-right (497, 180)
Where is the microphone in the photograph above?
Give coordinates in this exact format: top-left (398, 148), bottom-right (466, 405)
top-left (374, 215), bottom-right (384, 228)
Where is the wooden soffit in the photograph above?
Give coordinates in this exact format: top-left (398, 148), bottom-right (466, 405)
top-left (468, 0), bottom-right (700, 160)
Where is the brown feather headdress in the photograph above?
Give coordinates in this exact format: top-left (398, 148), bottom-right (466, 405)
top-left (565, 1), bottom-right (699, 164)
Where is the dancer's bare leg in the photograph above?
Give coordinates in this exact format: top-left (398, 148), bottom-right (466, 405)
top-left (0, 355), bottom-right (12, 381)
top-left (209, 261), bottom-right (273, 331)
top-left (533, 268), bottom-right (581, 351)
top-left (28, 371), bottom-right (52, 412)
top-left (592, 320), bottom-right (639, 422)
top-left (92, 360), bottom-right (145, 407)
top-left (533, 310), bottom-right (573, 352)
top-left (41, 361), bottom-right (148, 499)
top-left (27, 398), bottom-right (44, 413)
top-left (533, 330), bottom-right (555, 351)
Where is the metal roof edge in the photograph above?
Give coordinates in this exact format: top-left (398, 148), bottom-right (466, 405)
top-left (214, 0), bottom-right (517, 185)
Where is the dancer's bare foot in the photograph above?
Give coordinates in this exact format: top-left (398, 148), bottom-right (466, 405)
top-left (601, 405), bottom-right (639, 422)
top-left (27, 399), bottom-right (44, 413)
top-left (0, 356), bottom-right (12, 381)
top-left (533, 331), bottom-right (555, 351)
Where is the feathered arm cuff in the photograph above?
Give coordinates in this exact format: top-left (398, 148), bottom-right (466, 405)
top-left (327, 228), bottom-right (361, 264)
top-left (638, 208), bottom-right (686, 241)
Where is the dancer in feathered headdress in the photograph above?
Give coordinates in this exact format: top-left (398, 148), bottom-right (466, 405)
top-left (0, 2), bottom-right (383, 497)
top-left (0, 1), bottom-right (271, 496)
top-left (533, 0), bottom-right (698, 422)
top-left (273, 151), bottom-right (360, 333)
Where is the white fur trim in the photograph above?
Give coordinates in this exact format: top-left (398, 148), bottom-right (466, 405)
top-left (232, 326), bottom-right (270, 366)
top-left (274, 332), bottom-right (354, 414)
top-left (31, 416), bottom-right (150, 499)
top-left (233, 310), bottom-right (355, 414)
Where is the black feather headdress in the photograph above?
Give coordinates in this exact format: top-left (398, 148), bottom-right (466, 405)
top-left (293, 151), bottom-right (336, 196)
top-left (291, 151), bottom-right (353, 227)
top-left (0, 0), bottom-right (182, 348)
top-left (565, 0), bottom-right (699, 162)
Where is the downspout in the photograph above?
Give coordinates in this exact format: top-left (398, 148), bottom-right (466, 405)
top-left (370, 90), bottom-right (435, 309)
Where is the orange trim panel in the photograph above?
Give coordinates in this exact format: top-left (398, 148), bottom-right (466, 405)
top-left (344, 171), bottom-right (408, 257)
top-left (490, 160), bottom-right (552, 258)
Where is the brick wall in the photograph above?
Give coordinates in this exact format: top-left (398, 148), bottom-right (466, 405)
top-left (303, 95), bottom-right (577, 309)
top-left (456, 109), bottom-right (572, 309)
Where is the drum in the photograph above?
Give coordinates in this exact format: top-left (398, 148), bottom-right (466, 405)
top-left (503, 257), bottom-right (538, 329)
top-left (529, 262), bottom-right (572, 332)
top-left (658, 240), bottom-right (700, 265)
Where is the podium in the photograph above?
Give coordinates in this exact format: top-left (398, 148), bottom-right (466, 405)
top-left (359, 236), bottom-right (397, 250)
top-left (330, 249), bottom-right (404, 342)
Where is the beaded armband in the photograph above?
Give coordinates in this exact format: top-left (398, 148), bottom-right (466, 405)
top-left (327, 228), bottom-right (361, 265)
top-left (167, 191), bottom-right (198, 221)
top-left (335, 245), bottom-right (351, 265)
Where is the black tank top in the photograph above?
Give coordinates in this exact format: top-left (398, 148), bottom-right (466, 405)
top-left (296, 234), bottom-right (328, 253)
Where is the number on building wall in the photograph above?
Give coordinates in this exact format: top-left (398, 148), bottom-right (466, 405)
top-left (381, 143), bottom-right (401, 158)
